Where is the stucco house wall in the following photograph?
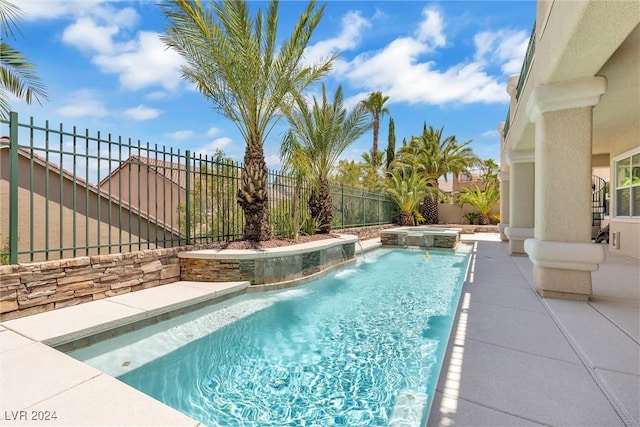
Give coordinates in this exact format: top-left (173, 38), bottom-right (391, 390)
top-left (0, 148), bottom-right (181, 263)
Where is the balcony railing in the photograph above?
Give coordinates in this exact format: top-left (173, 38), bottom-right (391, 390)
top-left (515, 22), bottom-right (536, 101)
top-left (503, 106), bottom-right (511, 140)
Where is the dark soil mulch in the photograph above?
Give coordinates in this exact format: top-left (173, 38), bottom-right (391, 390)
top-left (206, 233), bottom-right (339, 250)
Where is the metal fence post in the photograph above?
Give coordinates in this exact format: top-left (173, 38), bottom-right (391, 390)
top-left (185, 150), bottom-right (191, 245)
top-left (9, 112), bottom-right (19, 264)
top-left (362, 188), bottom-right (365, 226)
top-left (341, 184), bottom-right (344, 229)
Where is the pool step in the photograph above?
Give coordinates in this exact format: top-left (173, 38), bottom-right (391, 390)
top-left (389, 389), bottom-right (428, 426)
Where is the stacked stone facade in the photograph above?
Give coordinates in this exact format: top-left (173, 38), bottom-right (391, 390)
top-left (0, 247), bottom-right (183, 321)
top-left (181, 242), bottom-right (356, 285)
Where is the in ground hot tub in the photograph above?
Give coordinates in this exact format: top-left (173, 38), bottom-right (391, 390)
top-left (380, 226), bottom-right (461, 249)
top-left (178, 234), bottom-right (357, 288)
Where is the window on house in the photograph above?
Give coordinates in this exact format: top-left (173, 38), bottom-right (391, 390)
top-left (615, 152), bottom-right (640, 217)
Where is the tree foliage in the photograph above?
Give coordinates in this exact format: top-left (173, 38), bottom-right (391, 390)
top-left (281, 84), bottom-right (371, 233)
top-left (395, 124), bottom-right (480, 223)
top-left (384, 168), bottom-right (436, 226)
top-left (360, 91), bottom-right (389, 170)
top-left (458, 181), bottom-right (500, 225)
top-left (386, 117), bottom-right (396, 170)
top-left (161, 0), bottom-right (333, 241)
top-left (0, 0), bottom-right (48, 119)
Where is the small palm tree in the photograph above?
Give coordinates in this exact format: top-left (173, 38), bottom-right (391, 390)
top-left (385, 168), bottom-right (435, 226)
top-left (281, 84), bottom-right (371, 233)
top-left (361, 91), bottom-right (389, 170)
top-left (279, 141), bottom-right (308, 238)
top-left (161, 0), bottom-right (334, 241)
top-left (0, 0), bottom-right (47, 119)
top-left (458, 181), bottom-right (500, 225)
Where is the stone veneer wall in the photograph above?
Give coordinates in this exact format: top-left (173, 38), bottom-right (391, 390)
top-left (381, 232), bottom-right (460, 249)
top-left (0, 247), bottom-right (184, 321)
top-left (0, 226), bottom-right (391, 321)
top-left (181, 242), bottom-right (356, 285)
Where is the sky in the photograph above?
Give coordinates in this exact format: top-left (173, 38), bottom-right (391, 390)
top-left (4, 0), bottom-right (536, 173)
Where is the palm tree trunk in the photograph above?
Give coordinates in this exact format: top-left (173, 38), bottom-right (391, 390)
top-left (309, 178), bottom-right (333, 234)
top-left (237, 139), bottom-right (272, 241)
top-left (422, 182), bottom-right (439, 224)
top-left (399, 212), bottom-right (415, 226)
top-left (422, 196), bottom-right (438, 224)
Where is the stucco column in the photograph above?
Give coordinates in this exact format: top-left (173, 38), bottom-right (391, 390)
top-left (498, 171), bottom-right (510, 241)
top-left (505, 150), bottom-right (534, 254)
top-left (524, 76), bottom-right (607, 300)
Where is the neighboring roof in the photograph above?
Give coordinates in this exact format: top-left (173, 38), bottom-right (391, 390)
top-left (99, 155), bottom-right (188, 189)
top-left (438, 169), bottom-right (487, 193)
top-left (0, 147), bottom-right (180, 235)
top-left (0, 146), bottom-right (97, 192)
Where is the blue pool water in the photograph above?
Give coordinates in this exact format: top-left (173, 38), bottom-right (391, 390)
top-left (69, 247), bottom-right (470, 426)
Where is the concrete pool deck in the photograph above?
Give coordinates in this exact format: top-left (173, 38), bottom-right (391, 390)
top-left (0, 234), bottom-right (638, 426)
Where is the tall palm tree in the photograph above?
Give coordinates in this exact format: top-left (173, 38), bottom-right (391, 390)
top-left (361, 91), bottom-right (389, 170)
top-left (0, 0), bottom-right (47, 119)
top-left (281, 84), bottom-right (371, 233)
top-left (161, 0), bottom-right (334, 241)
top-left (396, 125), bottom-right (480, 224)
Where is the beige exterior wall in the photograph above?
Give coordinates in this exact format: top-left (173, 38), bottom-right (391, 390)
top-left (609, 221), bottom-right (640, 260)
top-left (609, 146), bottom-right (640, 259)
top-left (0, 150), bottom-right (181, 263)
top-left (500, 1), bottom-right (639, 299)
top-left (438, 202), bottom-right (500, 225)
top-left (100, 164), bottom-right (186, 228)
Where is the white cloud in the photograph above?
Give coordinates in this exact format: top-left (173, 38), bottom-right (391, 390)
top-left (206, 127), bottom-right (220, 137)
top-left (481, 129), bottom-right (499, 138)
top-left (92, 31), bottom-right (184, 91)
top-left (56, 90), bottom-right (109, 118)
top-left (330, 9), bottom-right (512, 105)
top-left (196, 137), bottom-right (233, 158)
top-left (123, 105), bottom-right (161, 121)
top-left (108, 7), bottom-right (139, 28)
top-left (58, 6), bottom-right (183, 92)
top-left (146, 91), bottom-right (169, 101)
top-left (21, 1), bottom-right (138, 28)
top-left (20, 0), bottom-right (106, 20)
top-left (304, 11), bottom-right (371, 64)
top-left (166, 130), bottom-right (194, 141)
top-left (62, 17), bottom-right (120, 54)
top-left (416, 6), bottom-right (446, 49)
top-left (209, 137), bottom-right (231, 150)
top-left (265, 154), bottom-right (282, 170)
top-left (474, 29), bottom-right (529, 75)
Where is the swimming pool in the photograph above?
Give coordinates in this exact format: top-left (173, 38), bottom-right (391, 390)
top-left (69, 247), bottom-right (471, 426)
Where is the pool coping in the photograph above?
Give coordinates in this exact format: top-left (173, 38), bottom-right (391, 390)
top-left (1, 281), bottom-right (255, 426)
top-left (0, 238), bottom-right (382, 426)
top-left (178, 233), bottom-right (358, 259)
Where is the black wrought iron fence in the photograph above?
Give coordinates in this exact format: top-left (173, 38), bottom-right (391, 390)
top-left (0, 112), bottom-right (395, 263)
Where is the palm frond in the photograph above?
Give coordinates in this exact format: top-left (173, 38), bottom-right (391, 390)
top-left (0, 42), bottom-right (48, 119)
